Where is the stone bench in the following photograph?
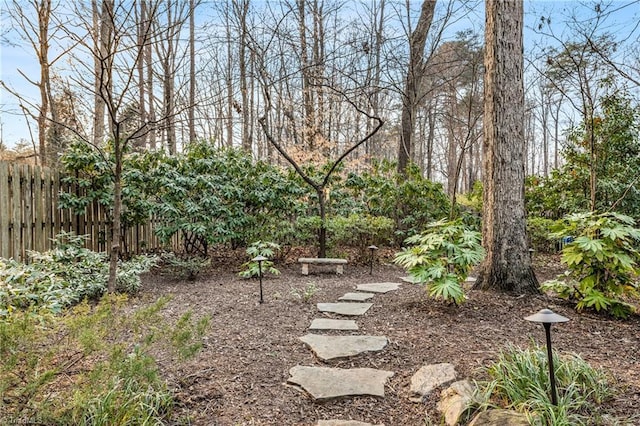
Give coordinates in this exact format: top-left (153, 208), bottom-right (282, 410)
top-left (298, 257), bottom-right (348, 275)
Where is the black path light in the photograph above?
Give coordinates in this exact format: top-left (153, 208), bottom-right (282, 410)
top-left (524, 308), bottom-right (570, 405)
top-left (368, 245), bottom-right (378, 275)
top-left (253, 255), bottom-right (268, 304)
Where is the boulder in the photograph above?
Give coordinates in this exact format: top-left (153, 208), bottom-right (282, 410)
top-left (436, 380), bottom-right (476, 426)
top-left (468, 409), bottom-right (529, 426)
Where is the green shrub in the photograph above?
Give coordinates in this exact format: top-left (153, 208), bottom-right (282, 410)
top-left (238, 241), bottom-right (281, 278)
top-left (161, 252), bottom-right (211, 280)
top-left (477, 344), bottom-right (614, 425)
top-left (326, 214), bottom-right (394, 259)
top-left (343, 160), bottom-right (450, 243)
top-left (138, 143), bottom-right (305, 255)
top-left (0, 233), bottom-right (157, 316)
top-left (59, 142), bottom-right (154, 257)
top-left (541, 212), bottom-right (640, 318)
top-left (394, 219), bottom-right (484, 305)
top-left (527, 217), bottom-right (559, 253)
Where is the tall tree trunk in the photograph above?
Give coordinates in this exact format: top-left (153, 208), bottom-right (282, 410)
top-left (135, 0), bottom-right (147, 150)
top-left (163, 3), bottom-right (176, 154)
top-left (397, 0), bottom-right (436, 174)
top-left (146, 2), bottom-right (156, 150)
top-left (107, 125), bottom-right (122, 293)
top-left (368, 0), bottom-right (385, 160)
top-left (297, 0), bottom-right (315, 150)
top-left (475, 0), bottom-right (538, 294)
top-left (92, 0), bottom-right (110, 146)
top-left (425, 97), bottom-right (436, 179)
top-left (237, 0), bottom-right (251, 151)
top-left (225, 3), bottom-right (234, 147)
top-left (446, 86), bottom-right (457, 196)
top-left (188, 0), bottom-right (196, 145)
top-left (37, 0), bottom-right (52, 166)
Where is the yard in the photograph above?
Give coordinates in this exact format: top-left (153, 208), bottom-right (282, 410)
top-left (136, 252), bottom-right (640, 425)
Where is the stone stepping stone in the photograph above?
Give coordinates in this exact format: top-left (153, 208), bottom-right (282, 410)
top-left (288, 366), bottom-right (394, 400)
top-left (300, 334), bottom-right (388, 360)
top-left (317, 302), bottom-right (373, 316)
top-left (309, 318), bottom-right (359, 331)
top-left (400, 276), bottom-right (420, 284)
top-left (317, 421), bottom-right (383, 426)
top-left (356, 282), bottom-right (401, 293)
top-left (410, 363), bottom-right (457, 403)
top-left (338, 292), bottom-right (375, 301)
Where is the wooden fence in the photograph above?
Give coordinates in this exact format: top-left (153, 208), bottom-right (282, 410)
top-left (0, 161), bottom-right (173, 262)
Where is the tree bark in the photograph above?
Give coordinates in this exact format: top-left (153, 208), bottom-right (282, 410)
top-left (135, 0), bottom-right (147, 150)
top-left (188, 0), bottom-right (196, 145)
top-left (397, 0), bottom-right (436, 174)
top-left (92, 0), bottom-right (112, 146)
top-left (475, 0), bottom-right (539, 294)
top-left (236, 0), bottom-right (251, 151)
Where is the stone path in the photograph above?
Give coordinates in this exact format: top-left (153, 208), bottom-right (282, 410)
top-left (287, 281), bottom-right (402, 425)
top-left (287, 276), bottom-right (517, 425)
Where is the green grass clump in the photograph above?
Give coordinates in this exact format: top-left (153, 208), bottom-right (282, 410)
top-left (1, 294), bottom-right (210, 425)
top-left (478, 344), bottom-right (615, 425)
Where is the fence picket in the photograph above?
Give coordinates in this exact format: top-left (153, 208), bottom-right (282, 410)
top-left (11, 164), bottom-right (22, 260)
top-left (0, 161), bottom-right (172, 261)
top-left (0, 162), bottom-right (9, 257)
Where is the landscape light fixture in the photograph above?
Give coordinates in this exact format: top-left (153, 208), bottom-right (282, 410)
top-left (368, 245), bottom-right (378, 275)
top-left (524, 308), bottom-right (570, 405)
top-left (253, 255), bottom-right (268, 304)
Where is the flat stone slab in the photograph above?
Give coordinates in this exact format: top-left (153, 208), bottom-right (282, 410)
top-left (300, 334), bottom-right (388, 360)
top-left (288, 366), bottom-right (394, 400)
top-left (410, 363), bottom-right (457, 402)
top-left (309, 318), bottom-right (359, 331)
top-left (317, 421), bottom-right (384, 426)
top-left (339, 292), bottom-right (375, 301)
top-left (356, 282), bottom-right (401, 293)
top-left (317, 302), bottom-right (373, 316)
top-left (400, 276), bottom-right (421, 284)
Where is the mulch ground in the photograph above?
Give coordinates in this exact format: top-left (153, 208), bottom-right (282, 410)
top-left (135, 252), bottom-right (640, 425)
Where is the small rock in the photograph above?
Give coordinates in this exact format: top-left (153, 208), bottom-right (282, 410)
top-left (409, 363), bottom-right (457, 402)
top-left (436, 380), bottom-right (476, 426)
top-left (468, 409), bottom-right (529, 426)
